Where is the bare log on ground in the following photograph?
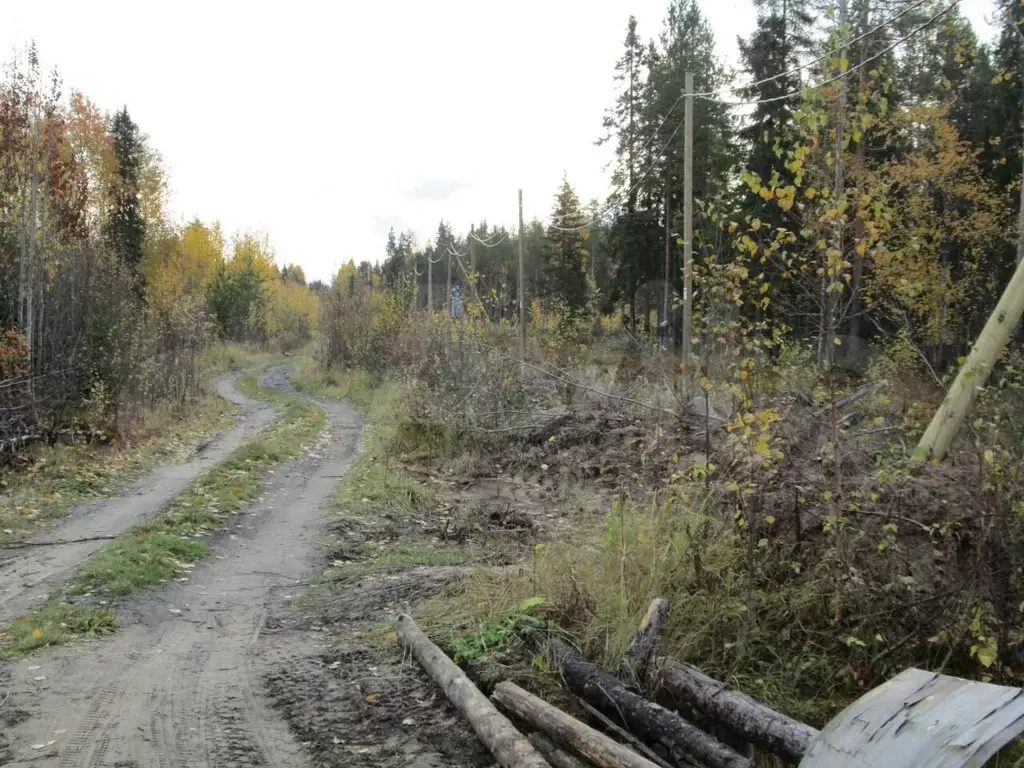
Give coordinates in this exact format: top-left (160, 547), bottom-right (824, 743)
top-left (492, 681), bottom-right (660, 768)
top-left (619, 598), bottom-right (669, 687)
top-left (660, 661), bottom-right (818, 764)
top-left (394, 614), bottom-right (550, 768)
top-left (548, 640), bottom-right (751, 768)
top-left (528, 732), bottom-right (593, 768)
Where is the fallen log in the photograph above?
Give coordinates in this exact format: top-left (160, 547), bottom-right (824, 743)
top-left (528, 732), bottom-right (593, 768)
top-left (659, 661), bottom-right (818, 765)
top-left (492, 681), bottom-right (659, 768)
top-left (394, 614), bottom-right (550, 768)
top-left (619, 598), bottom-right (669, 687)
top-left (547, 640), bottom-right (751, 768)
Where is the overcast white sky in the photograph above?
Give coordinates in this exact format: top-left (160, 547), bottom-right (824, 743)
top-left (5, 0), bottom-right (1000, 281)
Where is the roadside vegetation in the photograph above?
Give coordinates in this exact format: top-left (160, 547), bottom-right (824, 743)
top-left (0, 396), bottom-right (233, 547)
top-left (300, 288), bottom-right (1024, 734)
top-left (291, 13), bottom-right (1024, 723)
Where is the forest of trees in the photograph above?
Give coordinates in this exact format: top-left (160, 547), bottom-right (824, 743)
top-left (377, 0), bottom-right (1024, 372)
top-left (5, 0), bottom-right (1024, 451)
top-left (0, 45), bottom-right (316, 449)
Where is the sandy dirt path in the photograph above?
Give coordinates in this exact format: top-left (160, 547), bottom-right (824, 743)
top-left (0, 372), bottom-right (277, 626)
top-left (1, 367), bottom-right (363, 768)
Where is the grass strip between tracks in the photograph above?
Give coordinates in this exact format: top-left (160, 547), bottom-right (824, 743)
top-left (0, 368), bottom-right (326, 659)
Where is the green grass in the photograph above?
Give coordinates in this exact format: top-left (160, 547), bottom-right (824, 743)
top-left (333, 458), bottom-right (430, 521)
top-left (290, 358), bottom-right (387, 416)
top-left (69, 532), bottom-right (207, 598)
top-left (0, 603), bottom-right (115, 660)
top-left (371, 543), bottom-right (472, 567)
top-left (0, 366), bottom-right (326, 658)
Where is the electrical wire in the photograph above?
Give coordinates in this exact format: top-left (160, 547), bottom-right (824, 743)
top-left (700, 0), bottom-right (959, 106)
top-left (469, 232), bottom-right (507, 248)
top-left (546, 116), bottom-right (685, 232)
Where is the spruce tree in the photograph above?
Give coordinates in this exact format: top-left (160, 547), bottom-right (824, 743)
top-left (653, 0), bottom-right (735, 206)
top-left (544, 177), bottom-right (590, 319)
top-left (105, 107), bottom-right (145, 269)
top-left (600, 16), bottom-right (648, 212)
top-left (737, 0), bottom-right (815, 228)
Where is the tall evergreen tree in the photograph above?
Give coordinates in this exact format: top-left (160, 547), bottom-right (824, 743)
top-left (737, 0), bottom-right (815, 227)
top-left (600, 18), bottom-right (664, 328)
top-left (545, 177), bottom-right (590, 319)
top-left (653, 0), bottom-right (735, 206)
top-left (105, 107), bottom-right (145, 269)
top-left (600, 16), bottom-right (648, 213)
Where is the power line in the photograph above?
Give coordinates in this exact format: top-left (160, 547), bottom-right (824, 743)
top-left (701, 0), bottom-right (958, 106)
top-left (469, 232), bottom-right (507, 248)
top-left (547, 117), bottom-right (686, 232)
top-left (736, 0), bottom-right (935, 96)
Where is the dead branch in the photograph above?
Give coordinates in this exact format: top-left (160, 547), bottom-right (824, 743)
top-left (0, 534), bottom-right (118, 550)
top-left (619, 598), bottom-right (669, 688)
top-left (574, 697), bottom-right (674, 768)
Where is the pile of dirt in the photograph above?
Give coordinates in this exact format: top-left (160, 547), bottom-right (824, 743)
top-left (511, 411), bottom-right (705, 489)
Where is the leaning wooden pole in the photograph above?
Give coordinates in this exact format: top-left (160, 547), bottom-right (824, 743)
top-left (916, 255), bottom-right (1024, 462)
top-left (394, 614), bottom-right (550, 768)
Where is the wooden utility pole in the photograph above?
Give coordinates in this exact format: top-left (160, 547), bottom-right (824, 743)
top-left (446, 245), bottom-right (452, 314)
top-left (470, 224), bottom-right (477, 275)
top-left (683, 71), bottom-right (694, 369)
top-left (663, 171), bottom-right (671, 351)
top-left (916, 256), bottom-right (1024, 462)
top-left (828, 0), bottom-right (849, 368)
top-left (427, 254), bottom-right (433, 313)
top-left (518, 189), bottom-right (526, 357)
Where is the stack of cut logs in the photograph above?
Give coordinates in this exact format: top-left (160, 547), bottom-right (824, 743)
top-left (395, 598), bottom-right (819, 768)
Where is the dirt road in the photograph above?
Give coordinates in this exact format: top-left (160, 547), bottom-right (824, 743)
top-left (0, 368), bottom-right (363, 767)
top-left (0, 373), bottom-right (277, 626)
